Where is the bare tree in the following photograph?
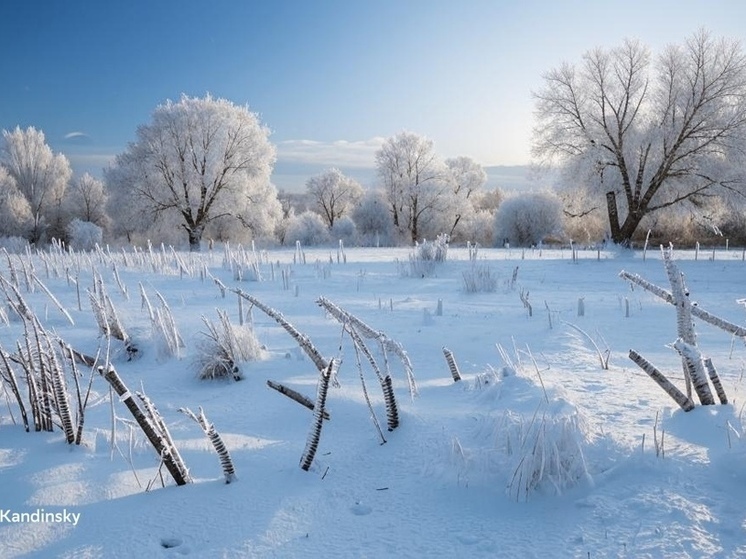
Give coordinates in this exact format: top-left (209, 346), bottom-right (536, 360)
top-left (306, 168), bottom-right (363, 228)
top-left (66, 172), bottom-right (110, 230)
top-left (1, 126), bottom-right (72, 244)
top-left (533, 30), bottom-right (746, 245)
top-left (105, 94), bottom-right (278, 251)
top-left (375, 131), bottom-right (450, 243)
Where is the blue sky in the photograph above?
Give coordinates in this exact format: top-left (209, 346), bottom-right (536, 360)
top-left (1, 0), bottom-right (745, 192)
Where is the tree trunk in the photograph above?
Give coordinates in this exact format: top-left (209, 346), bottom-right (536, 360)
top-left (606, 191), bottom-right (646, 246)
top-left (187, 228), bottom-right (202, 252)
top-left (606, 192), bottom-right (621, 243)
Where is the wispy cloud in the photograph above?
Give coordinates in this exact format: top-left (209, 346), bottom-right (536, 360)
top-left (63, 131), bottom-right (93, 145)
top-left (277, 137), bottom-right (385, 168)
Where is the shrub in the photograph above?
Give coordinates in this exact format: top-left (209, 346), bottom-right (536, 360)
top-left (67, 219), bottom-right (103, 251)
top-left (0, 236), bottom-right (30, 254)
top-left (399, 234), bottom-right (449, 277)
top-left (330, 215), bottom-right (357, 246)
top-left (495, 190), bottom-right (564, 247)
top-left (285, 211), bottom-right (330, 246)
top-left (352, 189), bottom-right (396, 246)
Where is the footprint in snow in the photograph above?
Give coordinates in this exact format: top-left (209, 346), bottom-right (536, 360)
top-left (350, 501), bottom-right (372, 516)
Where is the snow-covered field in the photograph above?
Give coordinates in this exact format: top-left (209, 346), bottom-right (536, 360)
top-left (2, 243), bottom-right (746, 558)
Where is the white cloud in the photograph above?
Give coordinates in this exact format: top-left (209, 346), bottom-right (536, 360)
top-left (277, 137), bottom-right (385, 168)
top-left (63, 131), bottom-right (91, 141)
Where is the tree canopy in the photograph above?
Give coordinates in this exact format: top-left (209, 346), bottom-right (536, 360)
top-left (105, 94), bottom-right (279, 251)
top-left (533, 30), bottom-right (746, 245)
top-left (1, 126), bottom-right (72, 244)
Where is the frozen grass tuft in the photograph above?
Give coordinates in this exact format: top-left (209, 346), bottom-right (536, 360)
top-left (195, 309), bottom-right (265, 380)
top-left (398, 234), bottom-right (449, 278)
top-left (455, 364), bottom-right (593, 501)
top-left (462, 263), bottom-right (498, 293)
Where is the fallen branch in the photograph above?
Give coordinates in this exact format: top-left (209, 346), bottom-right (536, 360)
top-left (98, 365), bottom-right (190, 486)
top-left (266, 379), bottom-right (330, 420)
top-left (628, 350), bottom-right (695, 412)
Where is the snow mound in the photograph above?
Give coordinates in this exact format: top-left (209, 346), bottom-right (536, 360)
top-left (449, 368), bottom-right (594, 501)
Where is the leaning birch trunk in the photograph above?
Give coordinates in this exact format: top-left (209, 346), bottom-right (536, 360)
top-left (345, 325), bottom-right (399, 431)
top-left (232, 289), bottom-right (328, 372)
top-left (662, 249), bottom-right (696, 399)
top-left (98, 366), bottom-right (190, 486)
top-left (26, 321), bottom-right (54, 432)
top-left (316, 296), bottom-right (418, 397)
top-left (16, 341), bottom-right (42, 431)
top-left (43, 332), bottom-right (75, 443)
top-left (137, 392), bottom-right (191, 484)
top-left (442, 347), bottom-right (462, 382)
top-left (179, 406), bottom-right (237, 484)
top-left (0, 349), bottom-right (29, 431)
top-left (671, 340), bottom-right (715, 405)
top-left (619, 271), bottom-right (746, 337)
top-left (704, 357), bottom-right (728, 405)
top-left (381, 374), bottom-right (400, 431)
top-left (629, 350), bottom-right (695, 412)
top-left (266, 380), bottom-right (330, 420)
top-left (300, 359), bottom-right (334, 471)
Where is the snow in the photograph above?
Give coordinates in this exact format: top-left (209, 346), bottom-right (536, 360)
top-left (2, 245), bottom-right (746, 558)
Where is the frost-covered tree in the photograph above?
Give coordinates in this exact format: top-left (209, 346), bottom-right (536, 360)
top-left (105, 94), bottom-right (278, 251)
top-left (430, 156), bottom-right (488, 241)
top-left (495, 191), bottom-right (564, 246)
top-left (533, 30), bottom-right (746, 245)
top-left (66, 173), bottom-right (110, 230)
top-left (352, 188), bottom-right (395, 246)
top-left (306, 168), bottom-right (363, 228)
top-left (1, 126), bottom-right (72, 244)
top-left (285, 210), bottom-right (331, 246)
top-left (105, 160), bottom-right (159, 244)
top-left (0, 166), bottom-right (32, 238)
top-left (472, 188), bottom-right (504, 213)
top-left (375, 131), bottom-right (451, 243)
top-left (446, 156), bottom-right (487, 200)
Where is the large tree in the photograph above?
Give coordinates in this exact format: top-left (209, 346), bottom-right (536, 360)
top-left (533, 30), bottom-right (746, 245)
top-left (1, 126), bottom-right (72, 244)
top-left (306, 168), bottom-right (363, 228)
top-left (106, 94), bottom-right (277, 251)
top-left (444, 156), bottom-right (487, 239)
top-left (375, 131), bottom-right (450, 243)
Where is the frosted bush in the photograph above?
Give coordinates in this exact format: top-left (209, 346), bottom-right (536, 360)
top-left (352, 189), bottom-right (396, 246)
top-left (494, 190), bottom-right (564, 247)
top-left (458, 210), bottom-right (495, 247)
top-left (399, 234), bottom-right (449, 277)
top-left (285, 210), bottom-right (331, 246)
top-left (416, 234), bottom-right (449, 262)
top-left (67, 219), bottom-right (103, 251)
top-left (330, 215), bottom-right (357, 246)
top-left (0, 236), bottom-right (30, 254)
